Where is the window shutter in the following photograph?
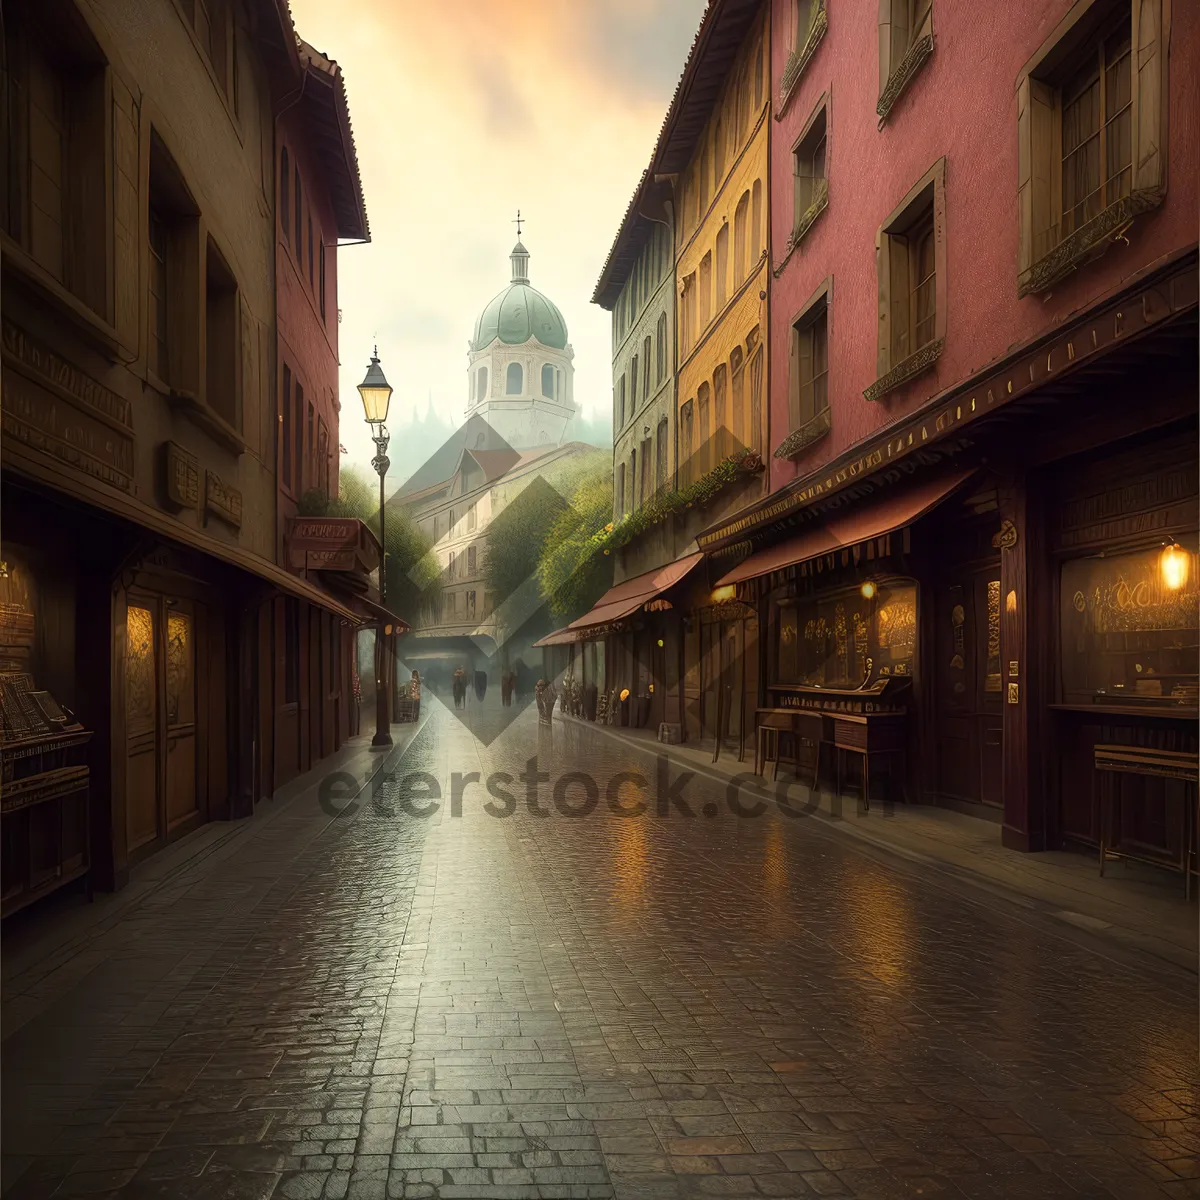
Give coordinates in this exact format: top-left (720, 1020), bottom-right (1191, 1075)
top-left (890, 233), bottom-right (911, 363)
top-left (875, 229), bottom-right (892, 378)
top-left (1131, 0), bottom-right (1167, 194)
top-left (797, 326), bottom-right (814, 426)
top-left (878, 0), bottom-right (894, 95)
top-left (788, 325), bottom-right (801, 428)
top-left (889, 0), bottom-right (910, 80)
top-left (1029, 80), bottom-right (1057, 264)
top-left (1016, 77), bottom-right (1032, 280)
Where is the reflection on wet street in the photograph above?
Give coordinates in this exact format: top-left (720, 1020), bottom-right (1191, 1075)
top-left (3, 690), bottom-right (1197, 1199)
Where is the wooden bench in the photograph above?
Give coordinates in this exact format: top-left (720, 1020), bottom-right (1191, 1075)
top-left (1095, 744), bottom-right (1199, 897)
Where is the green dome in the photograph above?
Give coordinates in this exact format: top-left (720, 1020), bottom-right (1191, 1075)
top-left (470, 241), bottom-right (568, 352)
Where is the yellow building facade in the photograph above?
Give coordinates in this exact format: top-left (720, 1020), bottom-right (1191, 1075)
top-left (675, 9), bottom-right (770, 489)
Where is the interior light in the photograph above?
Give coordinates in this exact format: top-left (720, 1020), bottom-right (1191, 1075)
top-left (860, 581), bottom-right (877, 600)
top-left (711, 585), bottom-right (736, 604)
top-left (1160, 543), bottom-right (1190, 591)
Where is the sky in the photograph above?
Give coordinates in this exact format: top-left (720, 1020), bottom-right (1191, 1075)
top-left (286, 0), bottom-right (708, 477)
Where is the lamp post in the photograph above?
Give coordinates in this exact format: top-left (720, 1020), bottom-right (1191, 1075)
top-left (358, 347), bottom-right (394, 748)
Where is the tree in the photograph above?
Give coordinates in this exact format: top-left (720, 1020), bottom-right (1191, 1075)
top-left (537, 467), bottom-right (614, 624)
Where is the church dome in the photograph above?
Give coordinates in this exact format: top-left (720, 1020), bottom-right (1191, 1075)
top-left (471, 240), bottom-right (568, 352)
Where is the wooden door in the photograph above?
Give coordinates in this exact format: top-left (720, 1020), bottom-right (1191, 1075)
top-left (934, 570), bottom-right (1003, 807)
top-left (125, 601), bottom-right (159, 857)
top-left (164, 602), bottom-right (199, 836)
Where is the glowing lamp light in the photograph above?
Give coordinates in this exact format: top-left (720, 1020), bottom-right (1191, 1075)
top-left (711, 585), bottom-right (737, 604)
top-left (620, 688), bottom-right (630, 702)
top-left (1006, 590), bottom-right (1018, 614)
top-left (656, 638), bottom-right (664, 648)
top-left (357, 348), bottom-right (393, 425)
top-left (1160, 543), bottom-right (1190, 591)
top-left (860, 580), bottom-right (877, 600)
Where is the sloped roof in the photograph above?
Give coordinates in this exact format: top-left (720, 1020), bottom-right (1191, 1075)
top-left (298, 40), bottom-right (369, 240)
top-left (591, 0), bottom-right (764, 309)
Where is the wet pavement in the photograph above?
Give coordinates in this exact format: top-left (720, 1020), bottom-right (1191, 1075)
top-left (2, 689), bottom-right (1198, 1199)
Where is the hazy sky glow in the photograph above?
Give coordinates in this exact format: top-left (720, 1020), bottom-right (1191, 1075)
top-left (286, 0), bottom-right (708, 474)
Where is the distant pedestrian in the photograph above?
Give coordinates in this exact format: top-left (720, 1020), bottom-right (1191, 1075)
top-left (452, 666), bottom-right (467, 709)
top-left (475, 670), bottom-right (487, 703)
top-left (410, 670), bottom-right (421, 722)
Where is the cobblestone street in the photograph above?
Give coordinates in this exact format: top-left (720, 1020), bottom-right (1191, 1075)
top-left (3, 693), bottom-right (1198, 1200)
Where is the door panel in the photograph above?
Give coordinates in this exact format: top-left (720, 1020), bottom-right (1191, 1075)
top-left (165, 606), bottom-right (198, 832)
top-left (125, 603), bottom-right (159, 854)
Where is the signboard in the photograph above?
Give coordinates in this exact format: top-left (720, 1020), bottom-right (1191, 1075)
top-left (286, 517), bottom-right (380, 575)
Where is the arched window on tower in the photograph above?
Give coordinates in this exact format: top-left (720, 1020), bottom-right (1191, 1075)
top-left (506, 362), bottom-right (523, 394)
top-left (541, 363), bottom-right (555, 398)
top-left (475, 366), bottom-right (488, 403)
top-left (751, 180), bottom-right (763, 263)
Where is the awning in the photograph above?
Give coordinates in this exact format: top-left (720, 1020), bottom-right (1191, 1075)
top-left (717, 469), bottom-right (975, 586)
top-left (341, 591), bottom-right (410, 633)
top-left (566, 551), bottom-right (705, 634)
top-left (532, 627), bottom-right (580, 648)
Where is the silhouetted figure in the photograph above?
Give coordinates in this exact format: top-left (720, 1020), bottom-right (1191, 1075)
top-left (452, 666), bottom-right (467, 709)
top-left (475, 670), bottom-right (487, 702)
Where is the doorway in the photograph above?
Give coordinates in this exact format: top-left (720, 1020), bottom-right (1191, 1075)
top-left (124, 595), bottom-right (201, 863)
top-left (934, 568), bottom-right (1003, 808)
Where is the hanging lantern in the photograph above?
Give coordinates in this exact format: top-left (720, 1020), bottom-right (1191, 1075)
top-left (1160, 543), bottom-right (1190, 592)
top-left (860, 580), bottom-right (877, 600)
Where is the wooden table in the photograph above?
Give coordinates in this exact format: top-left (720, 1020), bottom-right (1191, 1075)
top-left (753, 708), bottom-right (825, 786)
top-left (832, 712), bottom-right (907, 813)
top-left (1094, 743), bottom-right (1199, 897)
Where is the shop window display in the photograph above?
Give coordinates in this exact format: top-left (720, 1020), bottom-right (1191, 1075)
top-left (1060, 542), bottom-right (1199, 708)
top-left (774, 579), bottom-right (918, 688)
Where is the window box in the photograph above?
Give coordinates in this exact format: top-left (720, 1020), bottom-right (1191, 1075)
top-left (777, 2), bottom-right (827, 120)
top-left (774, 407), bottom-right (831, 460)
top-left (1016, 0), bottom-right (1168, 298)
top-left (876, 0), bottom-right (934, 127)
top-left (867, 158), bottom-right (946, 401)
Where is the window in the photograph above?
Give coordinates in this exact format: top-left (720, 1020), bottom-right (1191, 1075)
top-left (715, 223), bottom-right (729, 309)
top-left (751, 180), bottom-right (763, 263)
top-left (467, 591), bottom-right (476, 620)
top-left (878, 0), bottom-right (934, 122)
top-left (681, 274), bottom-right (697, 356)
top-left (506, 361), bottom-right (523, 394)
top-left (618, 374), bottom-right (627, 427)
top-left (307, 401), bottom-right (315, 488)
top-left (789, 284), bottom-right (830, 434)
top-left (643, 336), bottom-right (652, 396)
top-left (319, 243), bottom-right (326, 321)
top-left (616, 462), bottom-right (626, 520)
top-left (735, 62), bottom-right (749, 140)
top-left (307, 215), bottom-right (314, 287)
top-left (1, 12), bottom-right (108, 314)
top-left (714, 117), bottom-right (725, 185)
top-left (1017, 1), bottom-right (1163, 298)
top-left (280, 148), bottom-right (290, 240)
top-left (640, 438), bottom-right (652, 507)
top-left (730, 346), bottom-right (746, 449)
top-left (697, 381), bottom-right (712, 475)
top-left (656, 313), bottom-right (667, 382)
top-left (448, 550), bottom-right (456, 580)
top-left (189, 0), bottom-right (232, 96)
top-left (681, 399), bottom-right (695, 485)
top-left (699, 143), bottom-right (710, 212)
top-left (468, 544), bottom-right (477, 576)
top-left (467, 503), bottom-right (476, 532)
top-left (699, 252), bottom-right (712, 328)
top-left (294, 166), bottom-right (302, 265)
top-left (713, 363), bottom-right (729, 461)
top-left (795, 0), bottom-right (823, 47)
top-left (148, 210), bottom-right (169, 382)
top-left (541, 363), bottom-right (555, 398)
top-left (476, 366), bottom-right (488, 403)
top-left (656, 418), bottom-right (669, 491)
top-left (870, 158), bottom-right (946, 397)
top-left (318, 417), bottom-right (329, 495)
top-left (748, 328), bottom-right (764, 452)
top-left (205, 237), bottom-right (239, 429)
top-left (753, 31), bottom-right (764, 108)
top-left (294, 382), bottom-right (305, 492)
top-left (734, 192), bottom-right (749, 281)
top-left (630, 355), bottom-right (639, 410)
top-left (793, 99), bottom-right (828, 238)
top-left (281, 364), bottom-right (293, 490)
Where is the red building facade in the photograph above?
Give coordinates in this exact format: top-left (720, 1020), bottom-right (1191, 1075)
top-left (271, 41), bottom-right (372, 789)
top-left (697, 0), bottom-right (1197, 868)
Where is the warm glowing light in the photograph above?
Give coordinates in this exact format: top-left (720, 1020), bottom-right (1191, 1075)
top-left (1005, 590), bottom-right (1017, 614)
top-left (711, 585), bottom-right (737, 604)
top-left (860, 581), bottom-right (877, 600)
top-left (656, 638), bottom-right (664, 648)
top-left (1160, 543), bottom-right (1190, 591)
top-left (648, 683), bottom-right (654, 693)
top-left (620, 688), bottom-right (630, 701)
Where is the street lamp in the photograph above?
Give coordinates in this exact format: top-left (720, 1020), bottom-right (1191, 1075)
top-left (358, 347), bottom-right (394, 748)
